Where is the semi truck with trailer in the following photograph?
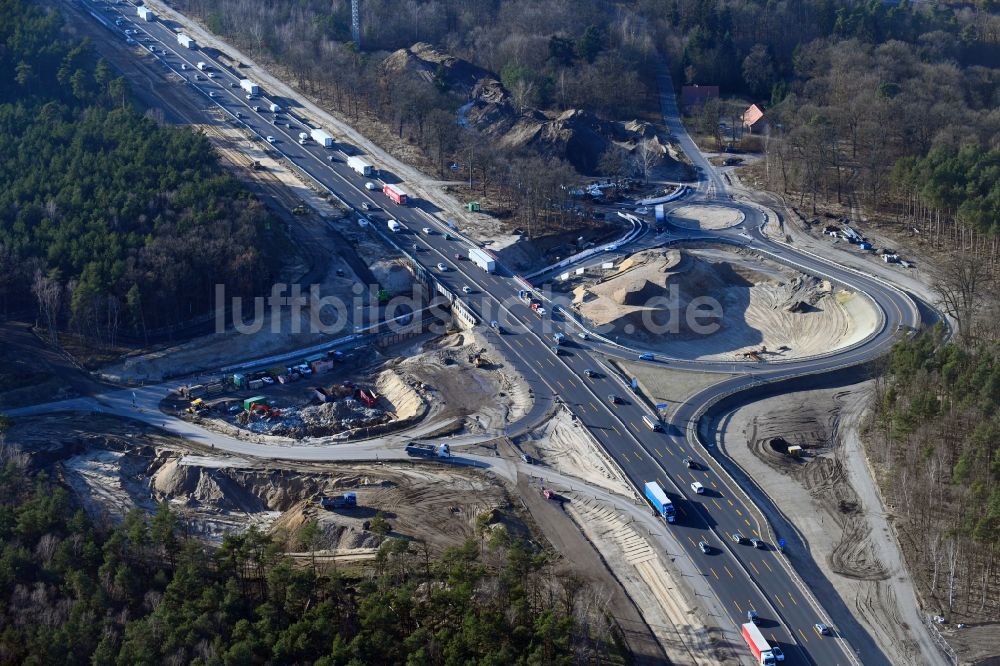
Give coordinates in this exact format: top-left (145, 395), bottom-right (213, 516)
top-left (741, 623), bottom-right (776, 665)
top-left (404, 443), bottom-right (452, 458)
top-left (644, 481), bottom-right (677, 523)
top-left (383, 183), bottom-right (408, 205)
top-left (310, 128), bottom-right (334, 147)
top-left (468, 247), bottom-right (496, 273)
top-left (239, 79), bottom-right (259, 95)
top-left (347, 156), bottom-right (374, 176)
top-left (177, 34), bottom-right (195, 48)
top-left (319, 492), bottom-right (357, 510)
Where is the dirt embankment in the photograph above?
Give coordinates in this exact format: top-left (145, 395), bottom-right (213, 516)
top-left (721, 385), bottom-right (959, 666)
top-left (382, 42), bottom-right (678, 176)
top-left (9, 412), bottom-right (518, 555)
top-left (568, 246), bottom-right (878, 361)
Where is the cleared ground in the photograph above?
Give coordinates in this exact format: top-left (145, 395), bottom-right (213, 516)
top-left (719, 383), bottom-right (960, 666)
top-left (669, 204), bottom-right (744, 230)
top-left (569, 247), bottom-right (879, 361)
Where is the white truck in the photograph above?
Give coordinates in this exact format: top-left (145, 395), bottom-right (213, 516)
top-left (347, 156), bottom-right (374, 177)
top-left (239, 79), bottom-right (259, 95)
top-left (268, 103), bottom-right (281, 113)
top-left (387, 220), bottom-right (402, 233)
top-left (468, 247), bottom-right (496, 274)
top-left (177, 34), bottom-right (195, 49)
top-left (310, 128), bottom-right (334, 148)
top-left (137, 6), bottom-right (155, 20)
top-left (741, 623), bottom-right (776, 666)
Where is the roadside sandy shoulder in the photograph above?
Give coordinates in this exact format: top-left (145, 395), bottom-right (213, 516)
top-left (719, 382), bottom-right (950, 666)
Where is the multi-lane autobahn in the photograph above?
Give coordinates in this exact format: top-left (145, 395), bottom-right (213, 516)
top-left (69, 3), bottom-right (931, 664)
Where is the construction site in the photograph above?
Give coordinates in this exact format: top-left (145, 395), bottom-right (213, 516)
top-left (564, 246), bottom-right (880, 361)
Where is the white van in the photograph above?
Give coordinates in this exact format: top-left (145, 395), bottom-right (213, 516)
top-left (691, 481), bottom-right (705, 494)
top-left (642, 415), bottom-right (662, 431)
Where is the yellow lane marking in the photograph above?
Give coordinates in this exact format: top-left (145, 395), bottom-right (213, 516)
top-left (621, 452), bottom-right (630, 462)
top-left (666, 448), bottom-right (675, 456)
top-left (687, 536), bottom-right (698, 548)
top-left (655, 449), bottom-right (664, 458)
top-left (773, 594), bottom-right (785, 609)
top-left (557, 381), bottom-right (565, 391)
top-left (762, 559), bottom-right (773, 573)
top-left (745, 519), bottom-right (751, 527)
top-left (749, 560), bottom-right (760, 576)
top-left (735, 508), bottom-right (742, 517)
top-left (710, 568), bottom-right (719, 580)
top-left (727, 499), bottom-right (734, 507)
top-left (798, 628), bottom-right (809, 643)
top-left (611, 425), bottom-right (622, 435)
top-left (723, 565), bottom-right (734, 579)
top-left (713, 499), bottom-right (722, 511)
top-left (733, 599), bottom-right (742, 612)
top-left (788, 592), bottom-right (798, 606)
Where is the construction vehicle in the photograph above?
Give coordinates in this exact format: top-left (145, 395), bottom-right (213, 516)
top-left (404, 442), bottom-right (452, 458)
top-left (319, 492), bottom-right (357, 510)
top-left (357, 388), bottom-right (378, 408)
top-left (186, 398), bottom-right (208, 414)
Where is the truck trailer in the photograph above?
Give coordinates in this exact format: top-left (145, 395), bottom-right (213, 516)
top-left (644, 481), bottom-right (676, 523)
top-left (347, 156), bottom-right (373, 177)
top-left (741, 623), bottom-right (776, 665)
top-left (177, 34), bottom-right (195, 48)
top-left (319, 492), bottom-right (357, 510)
top-left (404, 443), bottom-right (452, 458)
top-left (310, 128), bottom-right (334, 148)
top-left (239, 79), bottom-right (259, 95)
top-left (383, 183), bottom-right (409, 205)
top-left (468, 247), bottom-right (496, 273)
top-left (137, 6), bottom-right (155, 20)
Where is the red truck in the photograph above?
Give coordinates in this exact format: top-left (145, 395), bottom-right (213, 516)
top-left (741, 623), bottom-right (776, 665)
top-left (383, 183), bottom-right (408, 205)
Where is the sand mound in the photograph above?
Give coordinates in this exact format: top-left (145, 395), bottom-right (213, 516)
top-left (573, 247), bottom-right (879, 360)
top-left (669, 204), bottom-right (744, 230)
top-left (376, 370), bottom-right (423, 420)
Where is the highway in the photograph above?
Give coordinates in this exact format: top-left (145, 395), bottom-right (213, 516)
top-left (69, 3), bottom-right (926, 664)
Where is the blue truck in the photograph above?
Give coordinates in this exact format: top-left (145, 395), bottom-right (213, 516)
top-left (319, 492), bottom-right (357, 510)
top-left (644, 481), bottom-right (676, 523)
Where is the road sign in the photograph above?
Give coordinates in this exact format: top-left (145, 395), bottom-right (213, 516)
top-left (655, 403), bottom-right (668, 409)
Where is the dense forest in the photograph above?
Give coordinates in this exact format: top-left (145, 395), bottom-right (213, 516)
top-left (0, 0), bottom-right (276, 342)
top-left (870, 322), bottom-right (1000, 622)
top-left (0, 443), bottom-right (598, 664)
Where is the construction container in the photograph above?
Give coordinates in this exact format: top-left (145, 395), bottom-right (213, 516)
top-left (232, 373), bottom-right (247, 388)
top-left (247, 379), bottom-right (265, 390)
top-left (311, 360), bottom-right (334, 374)
top-left (787, 445), bottom-right (803, 457)
top-left (243, 396), bottom-right (267, 411)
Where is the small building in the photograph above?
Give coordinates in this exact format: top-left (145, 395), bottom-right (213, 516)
top-left (680, 85), bottom-right (719, 112)
top-left (742, 104), bottom-right (769, 134)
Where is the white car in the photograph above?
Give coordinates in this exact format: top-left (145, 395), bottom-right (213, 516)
top-left (365, 182), bottom-right (377, 191)
top-left (462, 286), bottom-right (472, 294)
top-left (207, 72), bottom-right (216, 78)
top-left (298, 138), bottom-right (306, 145)
top-left (422, 227), bottom-right (432, 235)
top-left (436, 263), bottom-right (448, 272)
top-left (266, 136), bottom-right (276, 143)
top-left (208, 91), bottom-right (217, 97)
top-left (181, 63), bottom-right (189, 70)
top-left (690, 481), bottom-right (705, 494)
